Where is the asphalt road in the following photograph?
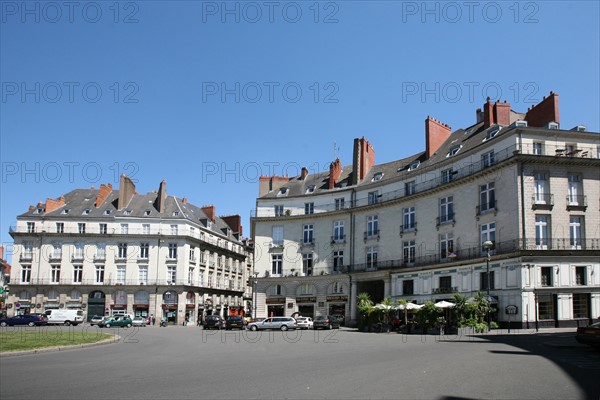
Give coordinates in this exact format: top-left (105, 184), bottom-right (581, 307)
top-left (1, 326), bottom-right (598, 400)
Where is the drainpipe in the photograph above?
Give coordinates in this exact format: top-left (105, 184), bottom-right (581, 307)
top-left (349, 188), bottom-right (356, 321)
top-left (518, 130), bottom-right (527, 249)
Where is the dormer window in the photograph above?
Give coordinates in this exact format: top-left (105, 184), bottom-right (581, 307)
top-left (173, 211), bottom-right (180, 216)
top-left (82, 209), bottom-right (91, 215)
top-left (484, 126), bottom-right (501, 141)
top-left (447, 145), bottom-right (463, 157)
top-left (408, 161), bottom-right (420, 171)
top-left (144, 210), bottom-right (151, 216)
top-left (306, 185), bottom-right (315, 194)
top-left (124, 210), bottom-right (132, 215)
top-left (62, 209), bottom-right (71, 214)
top-left (206, 220), bottom-right (212, 229)
top-left (278, 187), bottom-right (289, 196)
top-left (104, 210), bottom-right (112, 215)
top-left (372, 172), bottom-right (384, 182)
top-left (34, 208), bottom-right (44, 214)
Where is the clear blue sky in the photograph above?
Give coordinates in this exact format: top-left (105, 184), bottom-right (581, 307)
top-left (1, 1), bottom-right (599, 254)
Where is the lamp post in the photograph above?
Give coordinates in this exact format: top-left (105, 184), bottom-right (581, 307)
top-left (483, 240), bottom-right (494, 328)
top-left (252, 272), bottom-right (258, 320)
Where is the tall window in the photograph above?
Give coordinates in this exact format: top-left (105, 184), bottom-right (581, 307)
top-left (568, 175), bottom-right (582, 205)
top-left (303, 224), bottom-right (314, 245)
top-left (208, 272), bottom-right (213, 287)
top-left (479, 182), bottom-right (496, 212)
top-left (138, 265), bottom-right (148, 285)
top-left (168, 243), bottom-right (177, 259)
top-left (95, 265), bottom-right (105, 283)
top-left (403, 207), bottom-right (416, 230)
top-left (56, 223), bottom-right (64, 233)
top-left (74, 243), bottom-right (84, 259)
top-left (534, 173), bottom-right (548, 203)
top-left (440, 196), bottom-right (454, 223)
top-left (23, 241), bottom-right (33, 260)
top-left (332, 282), bottom-right (344, 294)
top-left (440, 232), bottom-right (454, 260)
top-left (541, 267), bottom-right (553, 287)
top-left (403, 240), bottom-right (416, 264)
top-left (120, 224), bottom-right (129, 234)
top-left (366, 215), bottom-right (379, 238)
top-left (27, 222), bottom-right (35, 233)
top-left (118, 243), bottom-right (128, 259)
top-left (480, 271), bottom-right (495, 290)
top-left (274, 205), bottom-right (284, 217)
top-left (405, 181), bottom-right (416, 196)
top-left (198, 270), bottom-right (204, 286)
top-left (573, 294), bottom-right (589, 319)
top-left (481, 151), bottom-right (495, 168)
top-left (271, 254), bottom-right (282, 276)
top-left (333, 251), bottom-right (344, 272)
top-left (170, 225), bottom-right (178, 235)
top-left (73, 265), bottom-right (83, 284)
top-left (167, 266), bottom-right (177, 284)
top-left (570, 216), bottom-right (583, 249)
top-left (333, 221), bottom-right (345, 242)
top-left (535, 215), bottom-right (550, 249)
top-left (402, 280), bottom-right (414, 295)
top-left (52, 243), bottom-right (62, 259)
top-left (441, 168), bottom-right (454, 183)
top-left (116, 265), bottom-right (126, 284)
top-left (366, 246), bottom-right (378, 269)
top-left (21, 265), bottom-right (31, 283)
top-left (305, 202), bottom-right (314, 215)
top-left (78, 223), bottom-right (86, 234)
top-left (368, 191), bottom-right (378, 205)
top-left (51, 265), bottom-right (61, 283)
top-left (439, 276), bottom-right (452, 290)
top-left (335, 198), bottom-right (345, 210)
top-left (96, 243), bottom-right (106, 260)
top-left (480, 223), bottom-right (496, 255)
top-left (142, 224), bottom-right (150, 234)
top-left (189, 246), bottom-right (196, 261)
top-left (302, 253), bottom-right (313, 276)
top-left (188, 267), bottom-right (194, 285)
top-left (140, 243), bottom-right (149, 259)
top-left (575, 267), bottom-right (587, 286)
top-left (99, 223), bottom-right (107, 234)
top-left (272, 226), bottom-right (283, 246)
top-left (532, 142), bottom-right (543, 155)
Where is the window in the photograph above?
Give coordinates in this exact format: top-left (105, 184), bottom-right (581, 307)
top-left (278, 187), bottom-right (289, 196)
top-left (566, 144), bottom-right (577, 157)
top-left (575, 267), bottom-right (587, 286)
top-left (138, 265), bottom-right (148, 285)
top-left (170, 225), bottom-right (178, 235)
top-left (96, 243), bottom-right (106, 260)
top-left (270, 285), bottom-right (282, 296)
top-left (335, 198), bottom-right (345, 210)
top-left (403, 240), bottom-right (416, 264)
top-left (408, 160), bottom-right (420, 171)
top-left (441, 168), bottom-right (454, 184)
top-left (534, 173), bottom-right (548, 203)
top-left (73, 243), bottom-right (84, 260)
top-left (104, 209), bottom-right (111, 215)
top-left (570, 216), bottom-right (583, 249)
top-left (366, 246), bottom-right (378, 269)
top-left (206, 220), bottom-right (212, 229)
top-left (568, 175), bottom-right (582, 205)
top-left (120, 224), bottom-right (129, 234)
top-left (482, 151), bottom-right (495, 168)
top-left (22, 241), bottom-right (33, 260)
top-left (403, 207), bottom-right (416, 230)
top-left (21, 265), bottom-right (31, 283)
top-left (217, 256), bottom-right (222, 269)
top-left (73, 265), bottom-right (82, 283)
top-left (189, 246), bottom-right (196, 261)
top-left (405, 181), bottom-right (416, 195)
top-left (303, 224), bottom-right (314, 245)
top-left (272, 226), bottom-right (283, 246)
top-left (198, 270), bottom-right (204, 286)
top-left (402, 280), bottom-right (414, 295)
top-left (274, 205), bottom-right (284, 216)
top-left (95, 265), bottom-right (105, 283)
top-left (332, 282), bottom-right (344, 294)
top-left (366, 215), bottom-right (379, 238)
top-left (99, 223), bottom-right (107, 234)
top-left (271, 254), bottom-right (283, 276)
top-left (440, 232), bottom-right (454, 260)
top-left (333, 251), bottom-right (344, 272)
top-left (302, 253), bottom-right (313, 276)
top-left (62, 209), bottom-right (71, 214)
top-left (372, 172), bottom-right (384, 181)
top-left (479, 182), bottom-right (496, 213)
top-left (168, 243), bottom-right (177, 260)
top-left (439, 276), bottom-right (452, 290)
top-left (573, 294), bottom-right (589, 319)
top-left (480, 271), bottom-right (495, 290)
top-left (538, 294), bottom-right (554, 320)
top-left (368, 191), bottom-right (379, 205)
top-left (52, 243), bottom-right (62, 259)
top-left (533, 142), bottom-right (543, 155)
top-left (480, 223), bottom-right (496, 255)
top-left (208, 272), bottom-right (213, 287)
top-left (447, 145), bottom-right (462, 157)
top-left (144, 210), bottom-right (151, 216)
top-left (535, 215), bottom-right (550, 249)
top-left (142, 224), bottom-right (150, 234)
top-left (77, 223), bottom-right (86, 234)
top-left (304, 202), bottom-right (314, 215)
top-left (56, 223), bottom-right (64, 233)
top-left (167, 266), bottom-right (177, 284)
top-left (172, 211), bottom-right (180, 217)
top-left (116, 265), bottom-right (126, 284)
top-left (485, 126), bottom-right (501, 140)
top-left (51, 265), bottom-right (61, 283)
top-left (27, 222), bottom-right (35, 233)
top-left (118, 243), bottom-right (128, 259)
top-left (541, 267), bottom-right (553, 287)
top-left (188, 267), bottom-right (194, 285)
top-left (440, 197), bottom-right (454, 223)
top-left (306, 185), bottom-right (315, 194)
top-left (48, 289), bottom-right (58, 300)
top-left (140, 243), bottom-right (149, 259)
top-left (333, 221), bottom-right (345, 242)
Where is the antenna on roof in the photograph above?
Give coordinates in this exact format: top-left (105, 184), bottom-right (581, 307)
top-left (333, 141), bottom-right (340, 159)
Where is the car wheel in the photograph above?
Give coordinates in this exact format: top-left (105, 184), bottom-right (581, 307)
top-left (250, 325), bottom-right (258, 331)
top-left (126, 323), bottom-right (132, 328)
top-left (0, 322), bottom-right (7, 327)
top-left (281, 325), bottom-right (288, 331)
top-left (64, 321), bottom-right (71, 326)
top-left (105, 324), bottom-right (111, 328)
top-left (328, 324), bottom-right (332, 330)
top-left (28, 322), bottom-right (35, 327)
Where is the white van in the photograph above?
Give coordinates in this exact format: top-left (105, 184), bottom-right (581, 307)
top-left (44, 309), bottom-right (84, 326)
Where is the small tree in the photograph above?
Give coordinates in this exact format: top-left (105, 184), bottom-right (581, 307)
top-left (357, 292), bottom-right (374, 331)
top-left (397, 299), bottom-right (409, 325)
top-left (416, 301), bottom-right (439, 333)
top-left (452, 293), bottom-right (469, 327)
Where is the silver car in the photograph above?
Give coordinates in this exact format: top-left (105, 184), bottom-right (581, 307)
top-left (247, 317), bottom-right (297, 331)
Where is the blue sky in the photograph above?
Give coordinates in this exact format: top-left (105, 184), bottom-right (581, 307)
top-left (1, 1), bottom-right (599, 253)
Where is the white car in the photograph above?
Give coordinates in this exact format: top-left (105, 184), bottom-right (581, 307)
top-left (132, 316), bottom-right (147, 327)
top-left (296, 317), bottom-right (313, 330)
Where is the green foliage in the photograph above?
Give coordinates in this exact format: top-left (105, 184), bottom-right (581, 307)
top-left (357, 292), bottom-right (374, 330)
top-left (397, 299), bottom-right (409, 324)
top-left (416, 301), bottom-right (439, 332)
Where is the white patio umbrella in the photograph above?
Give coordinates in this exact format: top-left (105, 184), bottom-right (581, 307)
top-left (434, 300), bottom-right (455, 309)
top-left (374, 303), bottom-right (395, 311)
top-left (396, 303), bottom-right (422, 310)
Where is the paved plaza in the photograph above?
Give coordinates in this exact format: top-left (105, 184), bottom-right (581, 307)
top-left (1, 326), bottom-right (599, 400)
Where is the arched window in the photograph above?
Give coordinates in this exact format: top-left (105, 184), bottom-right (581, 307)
top-left (70, 290), bottom-right (81, 300)
top-left (48, 289), bottom-right (58, 300)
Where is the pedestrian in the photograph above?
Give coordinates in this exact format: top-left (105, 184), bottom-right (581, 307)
top-left (151, 314), bottom-right (156, 326)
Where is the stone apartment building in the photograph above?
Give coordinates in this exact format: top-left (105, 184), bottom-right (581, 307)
top-left (7, 175), bottom-right (254, 325)
top-left (251, 92), bottom-right (600, 328)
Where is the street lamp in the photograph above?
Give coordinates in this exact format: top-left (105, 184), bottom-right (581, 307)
top-left (252, 272), bottom-right (258, 320)
top-left (483, 240), bottom-right (494, 328)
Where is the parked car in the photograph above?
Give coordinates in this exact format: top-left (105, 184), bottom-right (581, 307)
top-left (296, 317), bottom-right (313, 330)
top-left (203, 315), bottom-right (224, 330)
top-left (575, 322), bottom-right (600, 348)
top-left (98, 315), bottom-right (133, 328)
top-left (44, 309), bottom-right (84, 326)
top-left (132, 316), bottom-right (147, 327)
top-left (313, 315), bottom-right (340, 330)
top-left (89, 315), bottom-right (104, 326)
top-left (330, 314), bottom-right (345, 326)
top-left (247, 316), bottom-right (297, 331)
top-left (225, 316), bottom-right (245, 330)
top-left (0, 314), bottom-right (48, 327)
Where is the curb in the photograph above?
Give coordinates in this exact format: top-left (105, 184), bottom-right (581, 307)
top-left (0, 334), bottom-right (121, 358)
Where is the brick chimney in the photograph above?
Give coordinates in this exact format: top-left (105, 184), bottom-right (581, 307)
top-left (493, 100), bottom-right (511, 126)
top-left (182, 197), bottom-right (187, 205)
top-left (328, 158), bottom-right (342, 189)
top-left (221, 214), bottom-right (242, 235)
top-left (117, 174), bottom-right (136, 210)
top-left (352, 137), bottom-right (375, 184)
top-left (95, 183), bottom-right (113, 207)
top-left (425, 116), bottom-right (452, 158)
top-left (155, 180), bottom-right (167, 213)
top-left (300, 167), bottom-right (308, 180)
top-left (525, 91), bottom-right (560, 127)
top-left (483, 98), bottom-right (494, 128)
top-left (0, 245), bottom-right (4, 260)
top-left (258, 176), bottom-right (289, 197)
top-left (45, 195), bottom-right (66, 213)
top-left (202, 205), bottom-right (216, 223)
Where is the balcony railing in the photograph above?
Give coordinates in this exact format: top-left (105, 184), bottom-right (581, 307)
top-left (364, 230), bottom-right (380, 241)
top-left (400, 223), bottom-right (417, 235)
top-left (436, 215), bottom-right (455, 227)
top-left (331, 235), bottom-right (346, 244)
top-left (432, 286), bottom-right (458, 294)
top-left (566, 195), bottom-right (587, 210)
top-left (532, 194), bottom-right (554, 209)
top-left (476, 201), bottom-right (496, 216)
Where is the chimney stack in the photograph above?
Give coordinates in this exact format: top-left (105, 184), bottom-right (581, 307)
top-left (258, 176), bottom-right (289, 197)
top-left (155, 180), bottom-right (167, 213)
top-left (95, 183), bottom-right (113, 207)
top-left (352, 137), bottom-right (375, 185)
top-left (45, 195), bottom-right (66, 213)
top-left (425, 116), bottom-right (452, 158)
top-left (220, 214), bottom-right (242, 235)
top-left (483, 97), bottom-right (494, 128)
top-left (117, 174), bottom-right (136, 210)
top-left (328, 158), bottom-right (343, 189)
top-left (202, 205), bottom-right (216, 223)
top-left (300, 167), bottom-right (308, 180)
top-left (493, 100), bottom-right (511, 126)
top-left (525, 91), bottom-right (560, 127)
